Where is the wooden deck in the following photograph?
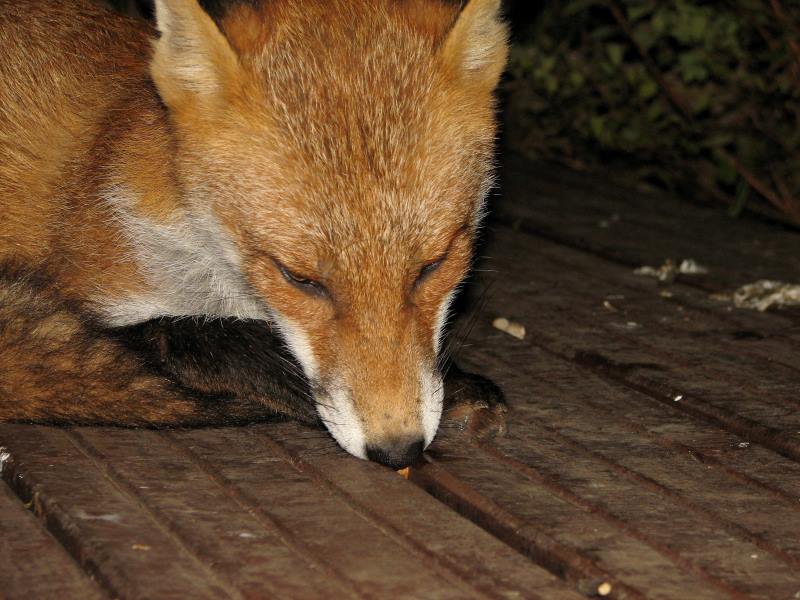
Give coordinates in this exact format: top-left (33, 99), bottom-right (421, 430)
top-left (2, 154), bottom-right (800, 599)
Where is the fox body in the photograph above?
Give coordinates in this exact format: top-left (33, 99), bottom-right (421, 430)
top-left (0, 0), bottom-right (508, 466)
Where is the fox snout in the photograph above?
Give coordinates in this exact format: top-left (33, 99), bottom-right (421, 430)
top-left (313, 366), bottom-right (444, 466)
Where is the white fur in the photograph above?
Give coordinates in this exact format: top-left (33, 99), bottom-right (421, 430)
top-left (316, 383), bottom-right (367, 459)
top-left (433, 289), bottom-right (456, 355)
top-left (267, 312), bottom-right (372, 459)
top-left (98, 184), bottom-right (268, 325)
top-left (420, 369), bottom-right (444, 448)
top-left (0, 447), bottom-right (10, 474)
top-left (267, 312), bottom-right (319, 381)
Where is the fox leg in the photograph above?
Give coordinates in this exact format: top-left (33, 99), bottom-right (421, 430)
top-left (441, 363), bottom-right (508, 439)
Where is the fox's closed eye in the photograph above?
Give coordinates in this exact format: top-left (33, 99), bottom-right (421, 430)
top-left (415, 256), bottom-right (445, 288)
top-left (277, 262), bottom-right (329, 298)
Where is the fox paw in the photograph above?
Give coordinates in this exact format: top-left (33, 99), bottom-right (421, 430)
top-left (442, 368), bottom-right (507, 439)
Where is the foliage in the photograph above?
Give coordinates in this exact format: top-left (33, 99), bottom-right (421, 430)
top-left (504, 0), bottom-right (800, 224)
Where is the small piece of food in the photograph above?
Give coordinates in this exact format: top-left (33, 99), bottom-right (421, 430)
top-left (397, 467), bottom-right (410, 479)
top-left (492, 317), bottom-right (526, 340)
top-left (131, 544), bottom-right (151, 551)
top-left (597, 581), bottom-right (612, 596)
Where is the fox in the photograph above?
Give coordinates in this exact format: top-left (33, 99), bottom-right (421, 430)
top-left (0, 0), bottom-right (509, 468)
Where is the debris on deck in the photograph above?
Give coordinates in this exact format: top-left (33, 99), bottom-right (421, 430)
top-left (732, 279), bottom-right (800, 311)
top-left (633, 258), bottom-right (709, 282)
top-left (491, 316), bottom-right (526, 339)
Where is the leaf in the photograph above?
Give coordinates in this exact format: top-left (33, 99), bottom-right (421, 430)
top-left (590, 116), bottom-right (606, 140)
top-left (606, 43), bottom-right (625, 67)
top-left (639, 79), bottom-right (658, 99)
top-left (627, 3), bottom-right (655, 23)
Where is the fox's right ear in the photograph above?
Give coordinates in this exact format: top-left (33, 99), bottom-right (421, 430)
top-left (441, 0), bottom-right (509, 93)
top-left (150, 0), bottom-right (242, 109)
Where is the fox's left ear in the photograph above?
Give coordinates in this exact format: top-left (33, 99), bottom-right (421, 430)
top-left (441, 0), bottom-right (509, 92)
top-left (150, 0), bottom-right (242, 109)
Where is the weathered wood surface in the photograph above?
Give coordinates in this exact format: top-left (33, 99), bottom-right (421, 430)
top-left (2, 154), bottom-right (799, 598)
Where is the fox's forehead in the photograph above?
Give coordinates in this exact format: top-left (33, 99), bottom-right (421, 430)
top-left (178, 0), bottom-right (503, 267)
top-left (222, 2), bottom-right (475, 180)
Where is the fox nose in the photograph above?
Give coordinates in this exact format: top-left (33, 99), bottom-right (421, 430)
top-left (366, 438), bottom-right (425, 469)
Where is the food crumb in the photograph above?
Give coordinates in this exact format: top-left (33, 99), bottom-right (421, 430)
top-left (597, 581), bottom-right (612, 596)
top-left (397, 467), bottom-right (410, 479)
top-left (131, 544), bottom-right (151, 551)
top-left (492, 317), bottom-right (526, 340)
top-left (634, 258), bottom-right (708, 283)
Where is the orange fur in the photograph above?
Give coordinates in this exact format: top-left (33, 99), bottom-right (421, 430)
top-left (0, 0), bottom-right (508, 461)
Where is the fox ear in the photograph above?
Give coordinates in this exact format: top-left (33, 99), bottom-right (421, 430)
top-left (150, 0), bottom-right (241, 108)
top-left (441, 0), bottom-right (509, 91)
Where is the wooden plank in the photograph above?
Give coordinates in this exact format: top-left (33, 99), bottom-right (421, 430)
top-left (68, 427), bottom-right (361, 599)
top-left (264, 421), bottom-right (584, 600)
top-left (0, 425), bottom-right (256, 599)
top-left (171, 425), bottom-right (583, 599)
top-left (2, 422), bottom-right (579, 599)
top-left (522, 236), bottom-right (800, 370)
top-left (0, 480), bottom-right (104, 600)
top-left (430, 345), bottom-right (800, 597)
top-left (497, 153), bottom-right (800, 294)
top-left (464, 227), bottom-right (800, 461)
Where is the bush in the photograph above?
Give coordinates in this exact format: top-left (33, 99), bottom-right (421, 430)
top-left (504, 0), bottom-right (800, 225)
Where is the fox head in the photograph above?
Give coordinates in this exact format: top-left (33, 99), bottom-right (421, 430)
top-left (149, 0), bottom-right (508, 467)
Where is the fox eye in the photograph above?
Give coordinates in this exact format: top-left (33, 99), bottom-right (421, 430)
top-left (277, 263), bottom-right (328, 298)
top-left (414, 256), bottom-right (445, 289)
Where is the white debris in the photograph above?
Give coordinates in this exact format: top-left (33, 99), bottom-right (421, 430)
top-left (738, 442), bottom-right (750, 448)
top-left (492, 317), bottom-right (526, 340)
top-left (673, 395), bottom-right (683, 402)
top-left (0, 447), bottom-right (9, 473)
top-left (732, 280), bottom-right (800, 311)
top-left (634, 258), bottom-right (709, 283)
top-left (678, 259), bottom-right (709, 275)
top-left (633, 265), bottom-right (666, 279)
top-left (74, 510), bottom-right (123, 523)
top-left (597, 581), bottom-right (613, 596)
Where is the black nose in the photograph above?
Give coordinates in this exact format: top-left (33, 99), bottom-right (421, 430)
top-left (366, 438), bottom-right (425, 469)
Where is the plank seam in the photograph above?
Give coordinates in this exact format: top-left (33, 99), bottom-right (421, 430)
top-left (159, 431), bottom-right (369, 600)
top-left (258, 430), bottom-right (526, 600)
top-left (477, 440), bottom-right (790, 596)
top-left (0, 441), bottom-right (121, 600)
top-left (64, 429), bottom-right (245, 600)
top-left (410, 459), bottom-right (651, 600)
